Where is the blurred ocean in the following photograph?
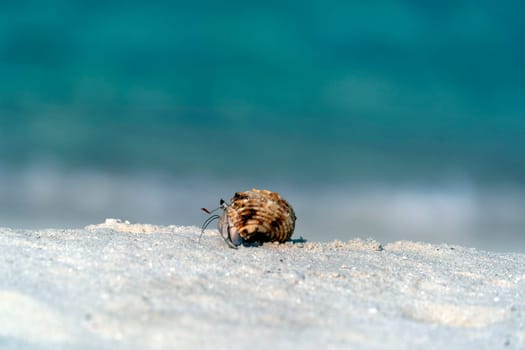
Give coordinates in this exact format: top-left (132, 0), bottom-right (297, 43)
top-left (0, 1), bottom-right (524, 251)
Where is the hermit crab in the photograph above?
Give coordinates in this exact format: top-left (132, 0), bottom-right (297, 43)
top-left (200, 189), bottom-right (297, 248)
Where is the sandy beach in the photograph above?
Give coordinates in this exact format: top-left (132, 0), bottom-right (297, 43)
top-left (1, 219), bottom-right (524, 349)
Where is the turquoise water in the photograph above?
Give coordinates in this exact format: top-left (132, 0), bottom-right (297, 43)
top-left (0, 2), bottom-right (524, 250)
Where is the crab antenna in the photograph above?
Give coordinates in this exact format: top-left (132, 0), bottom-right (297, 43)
top-left (199, 199), bottom-right (237, 248)
top-left (199, 214), bottom-right (220, 244)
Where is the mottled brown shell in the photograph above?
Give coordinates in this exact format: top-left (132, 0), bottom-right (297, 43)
top-left (219, 189), bottom-right (296, 246)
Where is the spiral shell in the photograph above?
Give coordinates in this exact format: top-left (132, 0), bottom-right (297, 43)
top-left (218, 189), bottom-right (296, 247)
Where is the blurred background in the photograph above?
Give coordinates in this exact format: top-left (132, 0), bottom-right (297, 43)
top-left (0, 1), bottom-right (524, 252)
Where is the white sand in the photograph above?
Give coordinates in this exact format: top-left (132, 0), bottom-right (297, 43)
top-left (1, 219), bottom-right (524, 349)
